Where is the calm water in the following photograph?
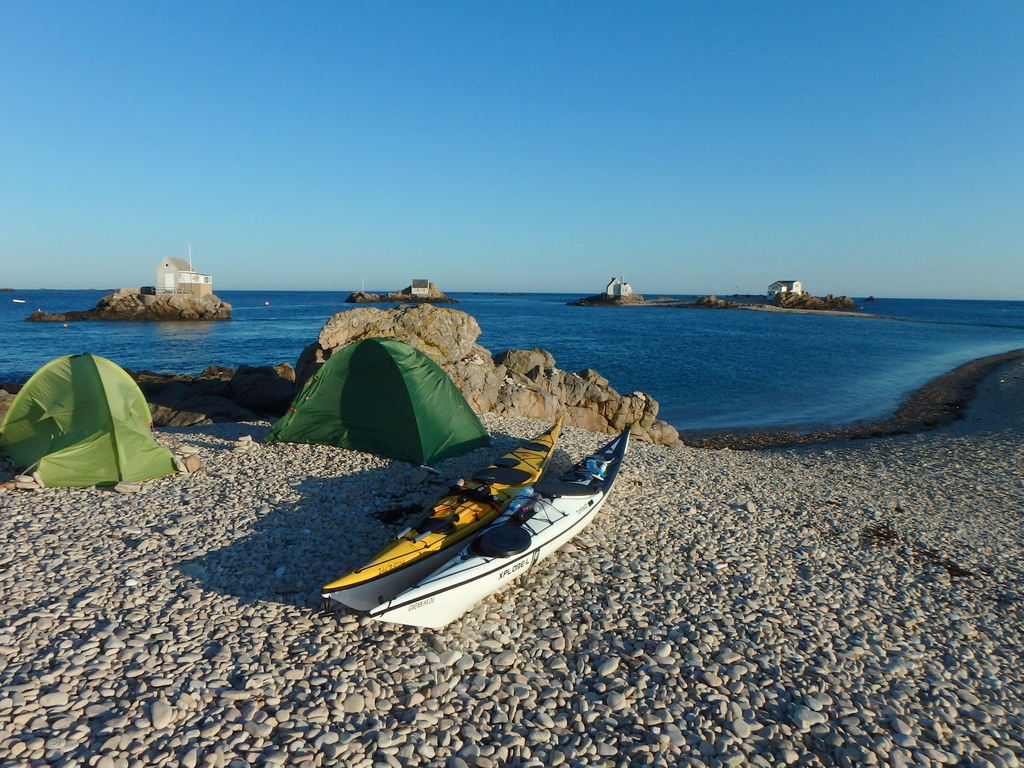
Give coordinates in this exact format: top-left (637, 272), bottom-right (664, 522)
top-left (2, 290), bottom-right (1023, 431)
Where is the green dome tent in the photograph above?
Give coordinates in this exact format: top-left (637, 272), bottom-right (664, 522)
top-left (267, 338), bottom-right (489, 465)
top-left (0, 353), bottom-right (176, 487)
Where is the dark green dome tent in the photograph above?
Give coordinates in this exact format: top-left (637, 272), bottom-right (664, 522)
top-left (267, 338), bottom-right (489, 464)
top-left (0, 353), bottom-right (176, 487)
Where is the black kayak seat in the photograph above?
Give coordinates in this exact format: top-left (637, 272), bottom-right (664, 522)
top-left (534, 480), bottom-right (601, 497)
top-left (471, 525), bottom-right (532, 557)
top-left (492, 457), bottom-right (520, 467)
top-left (520, 441), bottom-right (550, 452)
top-left (471, 467), bottom-right (533, 485)
top-left (414, 516), bottom-right (456, 535)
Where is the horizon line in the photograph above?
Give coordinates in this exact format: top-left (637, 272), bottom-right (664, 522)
top-left (2, 287), bottom-right (1022, 302)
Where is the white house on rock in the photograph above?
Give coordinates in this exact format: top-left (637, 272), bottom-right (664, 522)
top-left (156, 257), bottom-right (213, 296)
top-left (410, 279), bottom-right (430, 297)
top-left (767, 280), bottom-right (801, 300)
top-left (605, 276), bottom-right (633, 298)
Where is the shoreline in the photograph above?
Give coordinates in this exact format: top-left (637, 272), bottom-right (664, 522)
top-left (679, 347), bottom-right (1024, 450)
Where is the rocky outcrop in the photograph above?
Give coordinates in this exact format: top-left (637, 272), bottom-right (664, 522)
top-left (0, 384), bottom-right (20, 424)
top-left (346, 283), bottom-right (457, 304)
top-left (491, 352), bottom-right (678, 445)
top-left (773, 291), bottom-right (860, 311)
top-left (693, 295), bottom-right (740, 309)
top-left (296, 304), bottom-right (680, 446)
top-left (132, 364), bottom-right (294, 427)
top-left (26, 289), bottom-right (232, 322)
top-left (229, 365), bottom-right (296, 414)
top-left (568, 293), bottom-right (646, 306)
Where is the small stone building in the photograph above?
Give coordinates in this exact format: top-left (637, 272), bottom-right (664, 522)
top-left (156, 257), bottom-right (213, 296)
top-left (410, 279), bottom-right (430, 297)
top-left (767, 280), bottom-right (801, 300)
top-left (605, 277), bottom-right (633, 298)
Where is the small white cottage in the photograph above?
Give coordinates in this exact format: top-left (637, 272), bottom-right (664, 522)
top-left (156, 257), bottom-right (213, 296)
top-left (410, 279), bottom-right (430, 297)
top-left (767, 280), bottom-right (801, 300)
top-left (605, 276), bottom-right (633, 298)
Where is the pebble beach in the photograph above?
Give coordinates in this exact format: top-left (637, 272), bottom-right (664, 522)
top-left (1, 360), bottom-right (1022, 768)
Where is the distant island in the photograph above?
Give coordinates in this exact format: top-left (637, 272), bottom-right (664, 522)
top-left (568, 276), bottom-right (645, 306)
top-left (346, 280), bottom-right (457, 304)
top-left (27, 288), bottom-right (232, 322)
top-left (0, 288), bottom-right (14, 292)
top-left (26, 254), bottom-right (232, 322)
top-left (570, 294), bottom-right (862, 312)
top-left (569, 276), bottom-right (862, 313)
top-left (568, 292), bottom-right (646, 306)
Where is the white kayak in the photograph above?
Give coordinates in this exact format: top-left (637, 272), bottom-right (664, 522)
top-left (368, 429), bottom-right (630, 628)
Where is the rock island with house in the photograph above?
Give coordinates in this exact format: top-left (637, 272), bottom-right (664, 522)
top-left (567, 276), bottom-right (646, 305)
top-left (346, 279), bottom-right (458, 304)
top-left (26, 256), bottom-right (232, 322)
top-left (762, 279), bottom-right (860, 310)
top-left (621, 278), bottom-right (863, 312)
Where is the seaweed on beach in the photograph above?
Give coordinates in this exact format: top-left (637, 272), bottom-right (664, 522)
top-left (912, 546), bottom-right (976, 579)
top-left (860, 521), bottom-right (976, 579)
top-left (860, 521), bottom-right (900, 548)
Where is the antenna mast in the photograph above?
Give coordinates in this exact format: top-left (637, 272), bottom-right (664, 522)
top-left (188, 244), bottom-right (193, 270)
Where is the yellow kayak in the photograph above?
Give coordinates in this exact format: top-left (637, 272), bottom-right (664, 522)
top-left (323, 418), bottom-right (562, 611)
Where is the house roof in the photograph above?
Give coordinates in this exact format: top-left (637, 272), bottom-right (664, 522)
top-left (162, 257), bottom-right (194, 271)
top-left (411, 279), bottom-right (429, 289)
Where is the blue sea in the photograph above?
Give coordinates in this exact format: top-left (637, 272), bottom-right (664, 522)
top-left (2, 290), bottom-right (1023, 431)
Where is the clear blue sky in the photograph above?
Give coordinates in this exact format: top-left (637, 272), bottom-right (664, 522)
top-left (1, 2), bottom-right (1021, 298)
